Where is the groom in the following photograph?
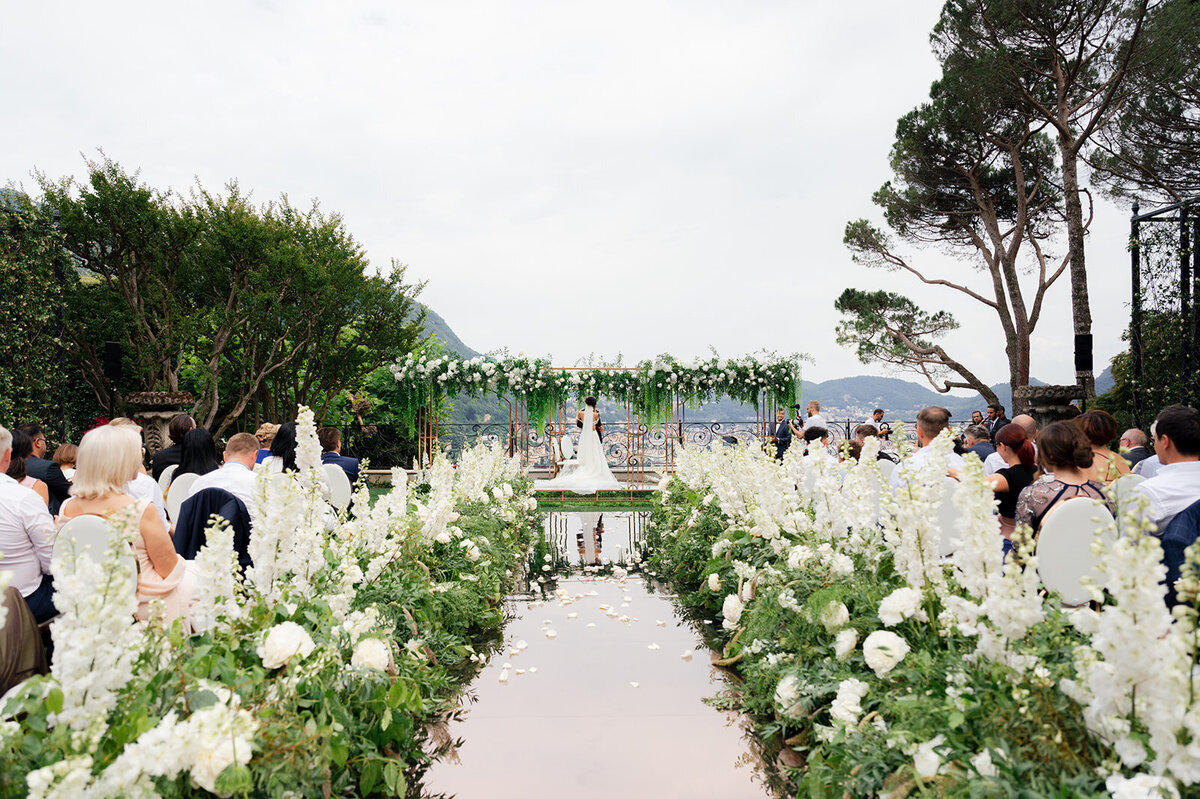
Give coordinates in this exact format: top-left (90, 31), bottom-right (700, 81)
top-left (769, 408), bottom-right (791, 461)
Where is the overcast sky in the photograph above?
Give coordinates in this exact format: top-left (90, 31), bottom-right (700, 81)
top-left (2, 1), bottom-right (1139, 389)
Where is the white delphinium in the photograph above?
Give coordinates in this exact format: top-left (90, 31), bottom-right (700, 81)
top-left (324, 534), bottom-right (364, 622)
top-left (334, 606), bottom-right (383, 646)
top-left (878, 586), bottom-right (923, 627)
top-left (247, 465), bottom-right (304, 604)
top-left (0, 564), bottom-right (8, 630)
top-left (862, 630), bottom-right (910, 677)
top-left (191, 519), bottom-right (244, 634)
top-left (804, 444), bottom-right (850, 543)
top-left (294, 405), bottom-right (324, 490)
top-left (24, 755), bottom-right (94, 799)
top-left (880, 430), bottom-right (955, 593)
top-left (415, 452), bottom-right (457, 544)
top-left (840, 436), bottom-right (885, 535)
top-left (830, 678), bottom-right (869, 725)
top-left (943, 454), bottom-right (1004, 635)
top-left (48, 517), bottom-right (141, 747)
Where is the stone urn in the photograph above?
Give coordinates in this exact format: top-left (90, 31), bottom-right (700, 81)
top-left (1012, 384), bottom-right (1084, 429)
top-left (124, 391), bottom-right (195, 456)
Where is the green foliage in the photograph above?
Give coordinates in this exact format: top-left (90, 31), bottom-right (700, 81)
top-left (834, 288), bottom-right (959, 366)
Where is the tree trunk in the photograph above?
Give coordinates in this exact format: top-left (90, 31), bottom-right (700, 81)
top-left (1058, 141), bottom-right (1096, 398)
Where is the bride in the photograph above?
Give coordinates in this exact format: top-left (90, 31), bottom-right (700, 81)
top-left (534, 397), bottom-right (622, 493)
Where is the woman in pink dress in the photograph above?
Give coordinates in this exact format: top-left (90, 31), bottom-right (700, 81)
top-left (59, 424), bottom-right (197, 629)
top-left (6, 430), bottom-right (49, 506)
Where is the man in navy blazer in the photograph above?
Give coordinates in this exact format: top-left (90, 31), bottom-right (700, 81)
top-left (317, 427), bottom-right (360, 484)
top-left (16, 423), bottom-right (72, 514)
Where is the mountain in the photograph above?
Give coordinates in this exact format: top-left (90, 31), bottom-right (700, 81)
top-left (420, 306), bottom-right (481, 359)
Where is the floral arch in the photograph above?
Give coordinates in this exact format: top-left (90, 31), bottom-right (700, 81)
top-left (389, 352), bottom-right (802, 486)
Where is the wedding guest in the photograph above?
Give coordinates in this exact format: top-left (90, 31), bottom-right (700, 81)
top-left (260, 422), bottom-right (299, 473)
top-left (985, 404), bottom-right (1010, 438)
top-left (768, 409), bottom-right (792, 460)
top-left (176, 428), bottom-right (220, 478)
top-left (1075, 409), bottom-right (1129, 483)
top-left (854, 424), bottom-right (897, 462)
top-left (187, 432), bottom-right (258, 510)
top-left (254, 422), bottom-right (279, 465)
top-left (1133, 405), bottom-right (1200, 534)
top-left (151, 413), bottom-right (195, 481)
top-left (6, 430), bottom-right (50, 506)
top-left (803, 426), bottom-right (829, 455)
top-left (963, 425), bottom-right (994, 463)
top-left (889, 406), bottom-right (965, 489)
top-left (318, 427), bottom-right (360, 484)
top-left (987, 414), bottom-right (1037, 475)
top-left (16, 423), bottom-right (71, 514)
top-left (1120, 428), bottom-right (1152, 468)
top-left (971, 410), bottom-right (984, 426)
top-left (52, 442), bottom-right (78, 480)
top-left (0, 425), bottom-right (57, 623)
top-left (1014, 421), bottom-right (1104, 537)
top-left (108, 418), bottom-right (169, 528)
top-left (985, 424), bottom-right (1037, 546)
top-left (60, 425), bottom-right (196, 628)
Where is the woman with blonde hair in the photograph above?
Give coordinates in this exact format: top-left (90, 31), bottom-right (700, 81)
top-left (59, 425), bottom-right (196, 628)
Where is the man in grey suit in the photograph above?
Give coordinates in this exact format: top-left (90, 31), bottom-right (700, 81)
top-left (16, 423), bottom-right (71, 515)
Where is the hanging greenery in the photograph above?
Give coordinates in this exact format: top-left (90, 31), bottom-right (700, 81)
top-left (388, 352), bottom-right (802, 433)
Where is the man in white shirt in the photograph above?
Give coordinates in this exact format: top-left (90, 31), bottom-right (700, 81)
top-left (187, 432), bottom-right (259, 510)
top-left (0, 425), bottom-right (57, 622)
top-left (803, 400), bottom-right (828, 432)
top-left (1134, 405), bottom-right (1200, 534)
top-left (890, 406), bottom-right (966, 489)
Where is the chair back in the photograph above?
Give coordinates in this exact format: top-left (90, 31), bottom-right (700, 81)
top-left (936, 477), bottom-right (963, 556)
top-left (1036, 497), bottom-right (1116, 606)
top-left (323, 463), bottom-right (353, 511)
top-left (158, 464), bottom-right (178, 497)
top-left (165, 472), bottom-right (199, 522)
top-left (1110, 473), bottom-right (1147, 509)
top-left (876, 459), bottom-right (896, 483)
top-left (54, 515), bottom-right (137, 595)
top-left (560, 435), bottom-right (575, 460)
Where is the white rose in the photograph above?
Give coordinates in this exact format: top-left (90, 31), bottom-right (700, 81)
top-left (912, 734), bottom-right (946, 777)
top-left (707, 573), bottom-right (721, 592)
top-left (351, 638), bottom-right (392, 671)
top-left (834, 628), bottom-right (858, 661)
top-left (775, 673), bottom-right (799, 711)
top-left (970, 749), bottom-right (998, 778)
top-left (721, 593), bottom-right (743, 630)
top-left (492, 486), bottom-right (505, 501)
top-left (878, 586), bottom-right (922, 627)
top-left (460, 539), bottom-right (481, 561)
top-left (191, 735), bottom-right (253, 794)
top-left (819, 601), bottom-right (849, 633)
top-left (1105, 774), bottom-right (1180, 799)
top-left (257, 621), bottom-right (315, 669)
top-left (433, 530), bottom-right (452, 544)
top-left (862, 630), bottom-right (909, 677)
top-left (829, 678), bottom-right (869, 725)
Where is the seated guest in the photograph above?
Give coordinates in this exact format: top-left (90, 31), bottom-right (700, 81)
top-left (963, 425), bottom-right (995, 463)
top-left (1075, 409), bottom-right (1129, 483)
top-left (1161, 498), bottom-right (1200, 607)
top-left (254, 423), bottom-right (279, 465)
top-left (0, 426), bottom-right (57, 623)
top-left (803, 426), bottom-right (829, 455)
top-left (176, 428), bottom-right (220, 478)
top-left (6, 430), bottom-right (50, 506)
top-left (52, 442), bottom-right (78, 480)
top-left (1133, 405), bottom-right (1200, 535)
top-left (260, 422), bottom-right (299, 473)
top-left (1015, 421), bottom-right (1104, 537)
top-left (983, 424), bottom-right (1037, 545)
top-left (854, 424), bottom-right (897, 462)
top-left (0, 585), bottom-right (49, 695)
top-left (108, 418), bottom-right (169, 528)
top-left (16, 423), bottom-right (71, 514)
top-left (889, 406), bottom-right (966, 489)
top-left (188, 433), bottom-right (258, 509)
top-left (318, 427), bottom-right (360, 484)
top-left (60, 425), bottom-right (196, 629)
top-left (1120, 428), bottom-right (1152, 468)
top-left (151, 413), bottom-right (195, 481)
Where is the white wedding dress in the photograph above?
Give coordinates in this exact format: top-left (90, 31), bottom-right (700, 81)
top-left (535, 406), bottom-right (622, 494)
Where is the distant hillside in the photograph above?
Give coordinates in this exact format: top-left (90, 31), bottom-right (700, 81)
top-left (420, 306), bottom-right (481, 359)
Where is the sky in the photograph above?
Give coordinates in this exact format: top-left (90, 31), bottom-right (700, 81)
top-left (1, 1), bottom-right (1140, 389)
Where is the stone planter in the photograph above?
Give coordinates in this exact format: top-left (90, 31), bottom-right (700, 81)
top-left (124, 391), bottom-right (195, 455)
top-left (1012, 384), bottom-right (1084, 429)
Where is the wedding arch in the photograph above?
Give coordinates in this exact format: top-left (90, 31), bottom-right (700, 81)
top-left (388, 353), bottom-right (801, 488)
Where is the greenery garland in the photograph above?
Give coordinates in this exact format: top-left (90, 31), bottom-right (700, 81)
top-left (388, 352), bottom-right (802, 433)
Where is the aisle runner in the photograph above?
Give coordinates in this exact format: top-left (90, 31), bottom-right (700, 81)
top-left (423, 575), bottom-right (772, 799)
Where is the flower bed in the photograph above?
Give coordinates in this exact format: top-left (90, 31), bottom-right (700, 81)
top-left (0, 409), bottom-right (540, 798)
top-left (644, 433), bottom-right (1199, 798)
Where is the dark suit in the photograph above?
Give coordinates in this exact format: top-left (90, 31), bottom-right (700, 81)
top-left (174, 488), bottom-right (253, 574)
top-left (23, 456), bottom-right (71, 515)
top-left (1124, 446), bottom-right (1152, 468)
top-left (321, 451), bottom-right (361, 484)
top-left (769, 419), bottom-right (791, 460)
top-left (151, 444), bottom-right (183, 481)
top-left (967, 442), bottom-right (996, 461)
top-left (1161, 498), bottom-right (1200, 607)
top-left (987, 417), bottom-right (1011, 437)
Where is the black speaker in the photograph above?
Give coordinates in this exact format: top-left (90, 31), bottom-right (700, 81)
top-left (1074, 334), bottom-right (1094, 372)
top-left (103, 341), bottom-right (123, 382)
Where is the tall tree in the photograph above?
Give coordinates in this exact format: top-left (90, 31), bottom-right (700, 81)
top-left (933, 0), bottom-right (1154, 398)
top-left (1090, 0), bottom-right (1200, 203)
top-left (840, 75), bottom-right (1069, 406)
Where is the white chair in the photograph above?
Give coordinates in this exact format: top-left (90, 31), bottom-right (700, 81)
top-left (876, 459), bottom-right (896, 483)
top-left (1110, 473), bottom-right (1147, 510)
top-left (157, 464), bottom-right (178, 497)
top-left (559, 435), bottom-right (575, 461)
top-left (53, 515), bottom-right (138, 596)
top-left (323, 463), bottom-right (353, 511)
top-left (936, 477), bottom-right (963, 557)
top-left (165, 472), bottom-right (199, 522)
top-left (1036, 497), bottom-right (1116, 606)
